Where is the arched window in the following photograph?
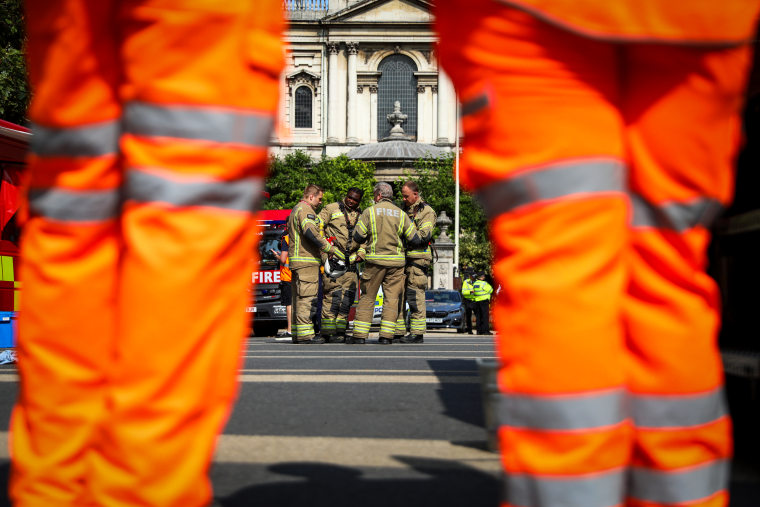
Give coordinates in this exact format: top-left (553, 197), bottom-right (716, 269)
top-left (294, 86), bottom-right (312, 129)
top-left (377, 54), bottom-right (417, 140)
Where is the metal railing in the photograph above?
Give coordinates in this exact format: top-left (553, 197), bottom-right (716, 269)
top-left (284, 0), bottom-right (329, 20)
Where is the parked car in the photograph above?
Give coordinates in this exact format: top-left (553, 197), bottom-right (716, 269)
top-left (425, 289), bottom-right (465, 333)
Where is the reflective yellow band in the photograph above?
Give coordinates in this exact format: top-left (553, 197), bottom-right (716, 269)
top-left (0, 256), bottom-right (13, 282)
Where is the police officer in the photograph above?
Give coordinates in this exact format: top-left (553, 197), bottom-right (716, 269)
top-left (472, 272), bottom-right (493, 335)
top-left (460, 268), bottom-right (476, 334)
top-left (394, 181), bottom-right (436, 344)
top-left (348, 182), bottom-right (422, 344)
top-left (288, 184), bottom-right (345, 344)
top-left (318, 187), bottom-right (364, 343)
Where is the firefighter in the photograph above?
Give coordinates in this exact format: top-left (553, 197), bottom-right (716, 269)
top-left (13, 1), bottom-right (284, 506)
top-left (472, 272), bottom-right (493, 335)
top-left (318, 187), bottom-right (364, 343)
top-left (436, 0), bottom-right (759, 505)
top-left (288, 184), bottom-right (345, 344)
top-left (348, 182), bottom-right (422, 344)
top-left (394, 181), bottom-right (436, 344)
top-left (460, 268), bottom-right (476, 335)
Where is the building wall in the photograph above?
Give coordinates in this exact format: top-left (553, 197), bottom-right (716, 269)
top-left (272, 0), bottom-right (458, 161)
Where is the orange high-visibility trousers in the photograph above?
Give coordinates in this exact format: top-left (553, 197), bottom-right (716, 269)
top-left (436, 1), bottom-right (756, 506)
top-left (12, 1), bottom-right (283, 506)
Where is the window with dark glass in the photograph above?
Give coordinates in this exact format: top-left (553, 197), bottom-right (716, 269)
top-left (294, 86), bottom-right (312, 129)
top-left (377, 54), bottom-right (418, 140)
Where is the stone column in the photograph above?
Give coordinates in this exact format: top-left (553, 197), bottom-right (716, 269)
top-left (326, 42), bottom-right (340, 144)
top-left (436, 69), bottom-right (450, 145)
top-left (346, 42), bottom-right (359, 144)
top-left (417, 84), bottom-right (426, 142)
top-left (370, 85), bottom-right (378, 142)
top-left (432, 211), bottom-right (455, 290)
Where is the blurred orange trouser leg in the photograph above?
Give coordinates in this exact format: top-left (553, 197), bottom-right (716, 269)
top-left (438, 1), bottom-right (751, 506)
top-left (622, 43), bottom-right (751, 507)
top-left (90, 2), bottom-right (282, 506)
top-left (12, 1), bottom-right (283, 506)
top-left (11, 1), bottom-right (122, 505)
top-left (437, 2), bottom-right (631, 505)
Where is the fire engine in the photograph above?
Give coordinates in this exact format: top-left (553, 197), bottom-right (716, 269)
top-left (0, 120), bottom-right (29, 347)
top-left (248, 208), bottom-right (290, 336)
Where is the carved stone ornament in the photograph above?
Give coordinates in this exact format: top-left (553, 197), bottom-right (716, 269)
top-left (386, 101), bottom-right (408, 139)
top-left (394, 45), bottom-right (401, 54)
top-left (369, 85), bottom-right (378, 94)
top-left (357, 85), bottom-right (364, 94)
top-left (417, 85), bottom-right (426, 94)
top-left (436, 211), bottom-right (453, 242)
top-left (327, 42), bottom-right (339, 55)
top-left (286, 69), bottom-right (320, 95)
top-left (346, 42), bottom-right (359, 55)
top-left (432, 85), bottom-right (438, 93)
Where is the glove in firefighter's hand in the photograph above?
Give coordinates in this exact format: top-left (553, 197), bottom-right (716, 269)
top-left (328, 245), bottom-right (346, 260)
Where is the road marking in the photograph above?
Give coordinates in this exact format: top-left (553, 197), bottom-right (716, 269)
top-left (237, 374), bottom-right (480, 384)
top-left (213, 434), bottom-right (501, 472)
top-left (0, 432), bottom-right (500, 473)
top-left (242, 354), bottom-right (496, 361)
top-left (238, 368), bottom-right (476, 375)
top-left (0, 372), bottom-right (482, 384)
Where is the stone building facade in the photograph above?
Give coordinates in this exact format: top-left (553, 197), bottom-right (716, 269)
top-left (272, 0), bottom-right (457, 160)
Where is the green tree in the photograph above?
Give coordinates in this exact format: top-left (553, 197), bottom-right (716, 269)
top-left (459, 231), bottom-right (492, 275)
top-left (399, 154), bottom-right (492, 273)
top-left (0, 0), bottom-right (29, 125)
top-left (264, 151), bottom-right (376, 211)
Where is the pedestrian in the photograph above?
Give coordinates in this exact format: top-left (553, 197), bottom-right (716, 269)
top-left (435, 0), bottom-right (759, 504)
top-left (394, 181), bottom-right (436, 344)
top-left (472, 272), bottom-right (493, 335)
top-left (318, 187), bottom-right (364, 343)
top-left (272, 225), bottom-right (292, 339)
top-left (460, 268), bottom-right (476, 334)
top-left (288, 184), bottom-right (345, 344)
top-left (348, 182), bottom-right (422, 344)
top-left (13, 1), bottom-right (284, 505)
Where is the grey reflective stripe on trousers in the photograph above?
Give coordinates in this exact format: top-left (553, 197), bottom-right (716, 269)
top-left (28, 188), bottom-right (120, 222)
top-left (460, 93), bottom-right (490, 117)
top-left (630, 459), bottom-right (729, 504)
top-left (631, 194), bottom-right (723, 232)
top-left (476, 160), bottom-right (626, 219)
top-left (497, 388), bottom-right (626, 430)
top-left (631, 387), bottom-right (728, 429)
top-left (505, 468), bottom-right (624, 507)
top-left (125, 170), bottom-right (264, 212)
top-left (124, 101), bottom-right (274, 147)
top-left (31, 121), bottom-right (120, 157)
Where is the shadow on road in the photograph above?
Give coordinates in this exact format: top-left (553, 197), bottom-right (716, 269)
top-left (217, 458), bottom-right (499, 507)
top-left (0, 453), bottom-right (757, 506)
top-left (427, 359), bottom-right (486, 432)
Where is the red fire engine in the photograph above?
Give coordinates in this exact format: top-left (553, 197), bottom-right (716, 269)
top-left (0, 120), bottom-right (29, 347)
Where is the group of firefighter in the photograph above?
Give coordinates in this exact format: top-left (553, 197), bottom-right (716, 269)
top-left (285, 181), bottom-right (439, 345)
top-left (12, 0), bottom-right (758, 506)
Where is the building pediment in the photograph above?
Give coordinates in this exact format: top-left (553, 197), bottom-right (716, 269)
top-left (286, 69), bottom-right (321, 93)
top-left (323, 0), bottom-right (433, 24)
